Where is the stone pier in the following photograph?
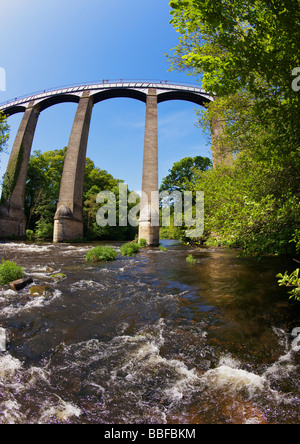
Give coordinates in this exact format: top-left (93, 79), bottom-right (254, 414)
top-left (53, 91), bottom-right (93, 243)
top-left (138, 88), bottom-right (160, 246)
top-left (0, 102), bottom-right (40, 238)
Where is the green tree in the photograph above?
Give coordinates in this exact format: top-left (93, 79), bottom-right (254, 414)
top-left (0, 112), bottom-right (9, 158)
top-left (169, 0), bottom-right (300, 100)
top-left (25, 148), bottom-right (66, 229)
top-left (25, 148), bottom-right (137, 241)
top-left (193, 158), bottom-right (300, 256)
top-left (160, 155), bottom-right (212, 193)
top-left (169, 0), bottom-right (300, 165)
top-left (159, 156), bottom-right (211, 240)
top-left (167, 0), bottom-right (300, 261)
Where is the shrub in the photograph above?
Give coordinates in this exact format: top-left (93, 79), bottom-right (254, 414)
top-left (26, 229), bottom-right (35, 241)
top-left (85, 246), bottom-right (118, 262)
top-left (277, 269), bottom-right (300, 302)
top-left (120, 242), bottom-right (141, 257)
top-left (159, 246), bottom-right (168, 251)
top-left (139, 238), bottom-right (148, 247)
top-left (186, 254), bottom-right (200, 264)
top-left (35, 219), bottom-right (53, 240)
top-left (0, 260), bottom-right (24, 285)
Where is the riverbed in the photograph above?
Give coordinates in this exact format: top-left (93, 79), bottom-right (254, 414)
top-left (0, 240), bottom-right (299, 424)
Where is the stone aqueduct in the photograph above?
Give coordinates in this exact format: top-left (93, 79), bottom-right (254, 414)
top-left (0, 81), bottom-right (227, 246)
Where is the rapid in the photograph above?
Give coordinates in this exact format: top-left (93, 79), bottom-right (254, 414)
top-left (0, 240), bottom-right (299, 424)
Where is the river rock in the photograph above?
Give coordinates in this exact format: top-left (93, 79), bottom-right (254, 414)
top-left (30, 285), bottom-right (51, 297)
top-left (10, 277), bottom-right (33, 292)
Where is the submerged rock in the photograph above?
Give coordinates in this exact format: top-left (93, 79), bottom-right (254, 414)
top-left (30, 285), bottom-right (51, 297)
top-left (49, 273), bottom-right (66, 282)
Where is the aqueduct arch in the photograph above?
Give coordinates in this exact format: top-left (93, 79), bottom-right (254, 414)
top-left (0, 81), bottom-right (231, 245)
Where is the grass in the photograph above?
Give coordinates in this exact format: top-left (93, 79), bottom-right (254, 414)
top-left (85, 246), bottom-right (118, 262)
top-left (0, 260), bottom-right (24, 285)
top-left (120, 242), bottom-right (141, 257)
top-left (26, 229), bottom-right (35, 241)
top-left (186, 254), bottom-right (200, 264)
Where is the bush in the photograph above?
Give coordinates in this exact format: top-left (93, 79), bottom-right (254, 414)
top-left (26, 229), bottom-right (35, 241)
top-left (0, 260), bottom-right (24, 285)
top-left (120, 242), bottom-right (141, 257)
top-left (186, 254), bottom-right (200, 264)
top-left (139, 238), bottom-right (148, 247)
top-left (35, 219), bottom-right (54, 240)
top-left (277, 269), bottom-right (300, 302)
top-left (85, 246), bottom-right (118, 262)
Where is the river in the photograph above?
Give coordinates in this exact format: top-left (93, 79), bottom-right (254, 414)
top-left (0, 240), bottom-right (299, 424)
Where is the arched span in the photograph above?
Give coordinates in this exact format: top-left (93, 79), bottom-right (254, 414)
top-left (92, 88), bottom-right (147, 105)
top-left (38, 94), bottom-right (80, 112)
top-left (1, 95), bottom-right (80, 116)
top-left (158, 90), bottom-right (211, 107)
top-left (2, 105), bottom-right (27, 117)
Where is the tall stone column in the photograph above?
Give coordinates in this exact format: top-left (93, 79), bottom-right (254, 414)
top-left (53, 91), bottom-right (93, 243)
top-left (138, 88), bottom-right (159, 246)
top-left (0, 102), bottom-right (40, 238)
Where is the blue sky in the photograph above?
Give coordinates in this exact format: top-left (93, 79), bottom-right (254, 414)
top-left (0, 0), bottom-right (211, 192)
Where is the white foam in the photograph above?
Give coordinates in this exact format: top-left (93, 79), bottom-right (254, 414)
top-left (203, 365), bottom-right (264, 395)
top-left (0, 399), bottom-right (23, 424)
top-left (0, 289), bottom-right (16, 297)
top-left (39, 397), bottom-right (81, 423)
top-left (70, 280), bottom-right (105, 291)
top-left (0, 354), bottom-right (23, 379)
top-left (1, 242), bottom-right (55, 253)
top-left (1, 289), bottom-right (62, 318)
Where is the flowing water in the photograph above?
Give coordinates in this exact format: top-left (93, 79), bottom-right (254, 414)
top-left (0, 240), bottom-right (299, 424)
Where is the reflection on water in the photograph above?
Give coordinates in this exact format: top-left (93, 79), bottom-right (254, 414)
top-left (0, 240), bottom-right (299, 424)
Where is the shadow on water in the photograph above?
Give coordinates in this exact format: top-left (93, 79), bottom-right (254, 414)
top-left (0, 240), bottom-right (299, 424)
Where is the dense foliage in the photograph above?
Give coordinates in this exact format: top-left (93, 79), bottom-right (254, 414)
top-left (0, 112), bottom-right (9, 159)
top-left (160, 156), bottom-right (212, 193)
top-left (25, 148), bottom-right (137, 241)
top-left (159, 155), bottom-right (211, 240)
top-left (0, 260), bottom-right (24, 286)
top-left (168, 0), bottom-right (300, 296)
top-left (277, 269), bottom-right (300, 302)
top-left (120, 242), bottom-right (141, 257)
top-left (85, 246), bottom-right (118, 262)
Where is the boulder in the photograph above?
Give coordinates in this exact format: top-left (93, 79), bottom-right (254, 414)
top-left (10, 277), bottom-right (33, 292)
